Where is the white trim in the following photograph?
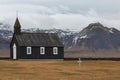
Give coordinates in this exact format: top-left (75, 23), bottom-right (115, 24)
top-left (27, 47), bottom-right (32, 55)
top-left (40, 47), bottom-right (45, 55)
top-left (13, 43), bottom-right (17, 59)
top-left (53, 47), bottom-right (58, 55)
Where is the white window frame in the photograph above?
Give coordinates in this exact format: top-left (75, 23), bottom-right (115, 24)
top-left (53, 47), bottom-right (58, 55)
top-left (27, 47), bottom-right (32, 55)
top-left (40, 47), bottom-right (45, 55)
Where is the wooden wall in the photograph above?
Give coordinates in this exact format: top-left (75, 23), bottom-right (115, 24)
top-left (18, 46), bottom-right (64, 59)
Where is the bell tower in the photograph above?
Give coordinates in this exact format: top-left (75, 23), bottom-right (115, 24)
top-left (14, 17), bottom-right (21, 34)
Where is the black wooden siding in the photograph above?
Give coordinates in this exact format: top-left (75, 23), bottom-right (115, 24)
top-left (10, 46), bottom-right (13, 59)
top-left (18, 47), bottom-right (64, 59)
top-left (10, 37), bottom-right (64, 59)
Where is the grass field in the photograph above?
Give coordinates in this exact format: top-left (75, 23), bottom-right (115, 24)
top-left (0, 60), bottom-right (120, 80)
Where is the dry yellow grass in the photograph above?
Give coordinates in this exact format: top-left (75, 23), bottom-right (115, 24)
top-left (0, 60), bottom-right (119, 80)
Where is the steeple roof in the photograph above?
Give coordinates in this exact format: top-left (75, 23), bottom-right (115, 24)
top-left (14, 17), bottom-right (21, 28)
top-left (14, 17), bottom-right (21, 34)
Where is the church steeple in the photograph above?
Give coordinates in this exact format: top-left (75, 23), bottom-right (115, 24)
top-left (14, 17), bottom-right (21, 34)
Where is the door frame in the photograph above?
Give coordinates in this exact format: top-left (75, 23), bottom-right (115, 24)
top-left (13, 43), bottom-right (17, 59)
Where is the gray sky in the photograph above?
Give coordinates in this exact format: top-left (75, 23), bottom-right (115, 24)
top-left (0, 0), bottom-right (120, 31)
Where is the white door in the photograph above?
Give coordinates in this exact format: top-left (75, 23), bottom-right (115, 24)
top-left (13, 44), bottom-right (17, 59)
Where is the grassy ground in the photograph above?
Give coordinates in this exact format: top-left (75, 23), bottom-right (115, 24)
top-left (0, 60), bottom-right (120, 80)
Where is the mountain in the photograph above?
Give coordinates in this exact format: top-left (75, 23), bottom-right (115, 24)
top-left (0, 23), bottom-right (12, 48)
top-left (72, 22), bottom-right (120, 50)
top-left (0, 26), bottom-right (78, 48)
top-left (0, 22), bottom-right (120, 50)
top-left (0, 22), bottom-right (120, 58)
top-left (22, 28), bottom-right (78, 48)
top-left (65, 23), bottom-right (120, 58)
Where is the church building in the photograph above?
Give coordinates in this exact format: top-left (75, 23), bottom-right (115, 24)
top-left (10, 18), bottom-right (64, 60)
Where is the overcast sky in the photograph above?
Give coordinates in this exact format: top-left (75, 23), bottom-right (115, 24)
top-left (0, 0), bottom-right (120, 31)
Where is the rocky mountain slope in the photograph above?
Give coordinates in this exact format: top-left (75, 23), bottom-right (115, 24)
top-left (72, 23), bottom-right (120, 50)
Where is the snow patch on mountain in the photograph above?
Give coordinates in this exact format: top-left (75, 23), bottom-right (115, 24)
top-left (109, 29), bottom-right (114, 33)
top-left (80, 35), bottom-right (88, 39)
top-left (73, 36), bottom-right (79, 44)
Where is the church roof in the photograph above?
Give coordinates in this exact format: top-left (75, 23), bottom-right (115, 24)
top-left (14, 33), bottom-right (63, 47)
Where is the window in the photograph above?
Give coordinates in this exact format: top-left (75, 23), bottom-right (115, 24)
top-left (40, 47), bottom-right (45, 55)
top-left (53, 47), bottom-right (58, 55)
top-left (27, 47), bottom-right (31, 55)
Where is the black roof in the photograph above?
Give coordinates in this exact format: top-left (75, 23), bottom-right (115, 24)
top-left (14, 33), bottom-right (63, 47)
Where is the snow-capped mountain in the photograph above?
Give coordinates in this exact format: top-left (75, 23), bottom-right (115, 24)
top-left (72, 23), bottom-right (120, 50)
top-left (0, 23), bottom-right (12, 48)
top-left (0, 24), bottom-right (78, 48)
top-left (0, 22), bottom-right (120, 51)
top-left (17, 23), bottom-right (120, 50)
top-left (22, 28), bottom-right (77, 38)
top-left (0, 23), bottom-right (12, 38)
top-left (22, 28), bottom-right (78, 48)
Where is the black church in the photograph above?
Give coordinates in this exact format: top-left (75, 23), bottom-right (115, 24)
top-left (10, 18), bottom-right (64, 60)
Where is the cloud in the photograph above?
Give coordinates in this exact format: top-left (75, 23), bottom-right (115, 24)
top-left (0, 0), bottom-right (119, 31)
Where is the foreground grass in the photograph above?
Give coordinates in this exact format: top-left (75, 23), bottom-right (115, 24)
top-left (0, 60), bottom-right (120, 80)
